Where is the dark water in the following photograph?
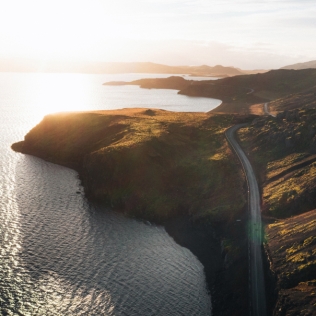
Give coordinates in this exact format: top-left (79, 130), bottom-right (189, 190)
top-left (0, 73), bottom-right (215, 315)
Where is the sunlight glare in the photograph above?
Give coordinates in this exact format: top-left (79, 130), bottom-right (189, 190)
top-left (0, 0), bottom-right (121, 61)
top-left (33, 74), bottom-right (93, 117)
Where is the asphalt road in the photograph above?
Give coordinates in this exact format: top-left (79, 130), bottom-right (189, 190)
top-left (225, 124), bottom-right (267, 316)
top-left (263, 102), bottom-right (276, 117)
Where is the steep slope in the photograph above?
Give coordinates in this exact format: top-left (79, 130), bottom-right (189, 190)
top-left (12, 109), bottom-right (256, 316)
top-left (12, 109), bottom-right (249, 223)
top-left (239, 108), bottom-right (316, 218)
top-left (238, 109), bottom-right (316, 315)
top-left (265, 210), bottom-right (316, 316)
top-left (269, 86), bottom-right (316, 112)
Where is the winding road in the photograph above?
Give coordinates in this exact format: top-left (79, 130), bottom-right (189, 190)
top-left (263, 102), bottom-right (276, 117)
top-left (225, 125), bottom-right (267, 316)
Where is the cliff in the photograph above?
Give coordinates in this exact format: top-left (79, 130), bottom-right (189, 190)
top-left (12, 109), bottom-right (254, 315)
top-left (12, 109), bottom-right (249, 223)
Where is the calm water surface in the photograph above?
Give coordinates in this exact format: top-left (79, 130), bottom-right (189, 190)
top-left (0, 73), bottom-right (218, 315)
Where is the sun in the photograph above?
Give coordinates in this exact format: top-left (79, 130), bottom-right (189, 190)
top-left (0, 0), bottom-right (121, 61)
top-left (33, 73), bottom-right (94, 117)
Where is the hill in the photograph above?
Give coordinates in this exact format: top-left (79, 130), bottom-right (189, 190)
top-left (238, 108), bottom-right (316, 315)
top-left (265, 210), bottom-right (316, 316)
top-left (239, 108), bottom-right (316, 218)
top-left (180, 69), bottom-right (316, 111)
top-left (281, 60), bottom-right (316, 70)
top-left (269, 86), bottom-right (316, 112)
top-left (104, 76), bottom-right (191, 90)
top-left (106, 69), bottom-right (316, 114)
top-left (12, 109), bottom-right (256, 315)
top-left (102, 63), bottom-right (246, 77)
top-left (12, 109), bottom-right (249, 223)
top-left (0, 59), bottom-right (266, 77)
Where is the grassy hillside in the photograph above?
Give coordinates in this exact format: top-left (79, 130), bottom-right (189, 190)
top-left (106, 69), bottom-right (316, 114)
top-left (265, 210), bottom-right (316, 316)
top-left (181, 69), bottom-right (316, 113)
top-left (238, 108), bottom-right (316, 218)
top-left (238, 108), bottom-right (316, 315)
top-left (12, 109), bottom-right (249, 223)
top-left (269, 86), bottom-right (316, 112)
top-left (12, 108), bottom-right (255, 315)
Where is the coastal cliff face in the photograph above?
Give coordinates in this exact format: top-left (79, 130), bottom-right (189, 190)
top-left (12, 109), bottom-right (253, 315)
top-left (12, 109), bottom-right (248, 223)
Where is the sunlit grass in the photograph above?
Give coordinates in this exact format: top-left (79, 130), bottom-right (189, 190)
top-left (13, 109), bottom-right (248, 222)
top-left (238, 109), bottom-right (316, 218)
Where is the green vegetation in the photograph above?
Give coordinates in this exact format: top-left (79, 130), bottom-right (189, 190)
top-left (12, 109), bottom-right (249, 223)
top-left (269, 86), bottom-right (316, 113)
top-left (238, 107), bottom-right (316, 315)
top-left (238, 108), bottom-right (316, 218)
top-left (266, 210), bottom-right (316, 314)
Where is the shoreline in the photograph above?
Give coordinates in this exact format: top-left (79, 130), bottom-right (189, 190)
top-left (12, 109), bottom-right (253, 315)
top-left (164, 210), bottom-right (249, 316)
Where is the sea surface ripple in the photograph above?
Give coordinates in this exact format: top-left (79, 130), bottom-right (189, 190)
top-left (0, 73), bottom-right (213, 315)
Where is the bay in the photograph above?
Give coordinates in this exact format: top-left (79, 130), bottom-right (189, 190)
top-left (0, 72), bottom-right (218, 315)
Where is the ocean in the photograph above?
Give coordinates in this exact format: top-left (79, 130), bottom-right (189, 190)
top-left (0, 72), bottom-right (220, 315)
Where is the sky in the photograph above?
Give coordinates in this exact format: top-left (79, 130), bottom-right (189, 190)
top-left (0, 0), bottom-right (316, 69)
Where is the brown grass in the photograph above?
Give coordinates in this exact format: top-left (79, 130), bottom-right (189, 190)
top-left (265, 210), bottom-right (316, 315)
top-left (13, 108), bottom-right (250, 223)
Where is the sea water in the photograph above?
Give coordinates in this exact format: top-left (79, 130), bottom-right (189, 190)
top-left (0, 72), bottom-right (220, 315)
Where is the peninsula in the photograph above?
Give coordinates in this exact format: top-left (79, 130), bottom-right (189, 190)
top-left (105, 68), bottom-right (316, 115)
top-left (12, 109), bottom-right (253, 314)
top-left (12, 69), bottom-right (316, 315)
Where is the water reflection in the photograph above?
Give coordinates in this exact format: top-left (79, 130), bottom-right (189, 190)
top-left (10, 155), bottom-right (211, 315)
top-left (0, 72), bottom-right (213, 315)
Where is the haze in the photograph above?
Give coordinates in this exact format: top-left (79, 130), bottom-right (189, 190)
top-left (1, 0), bottom-right (316, 69)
